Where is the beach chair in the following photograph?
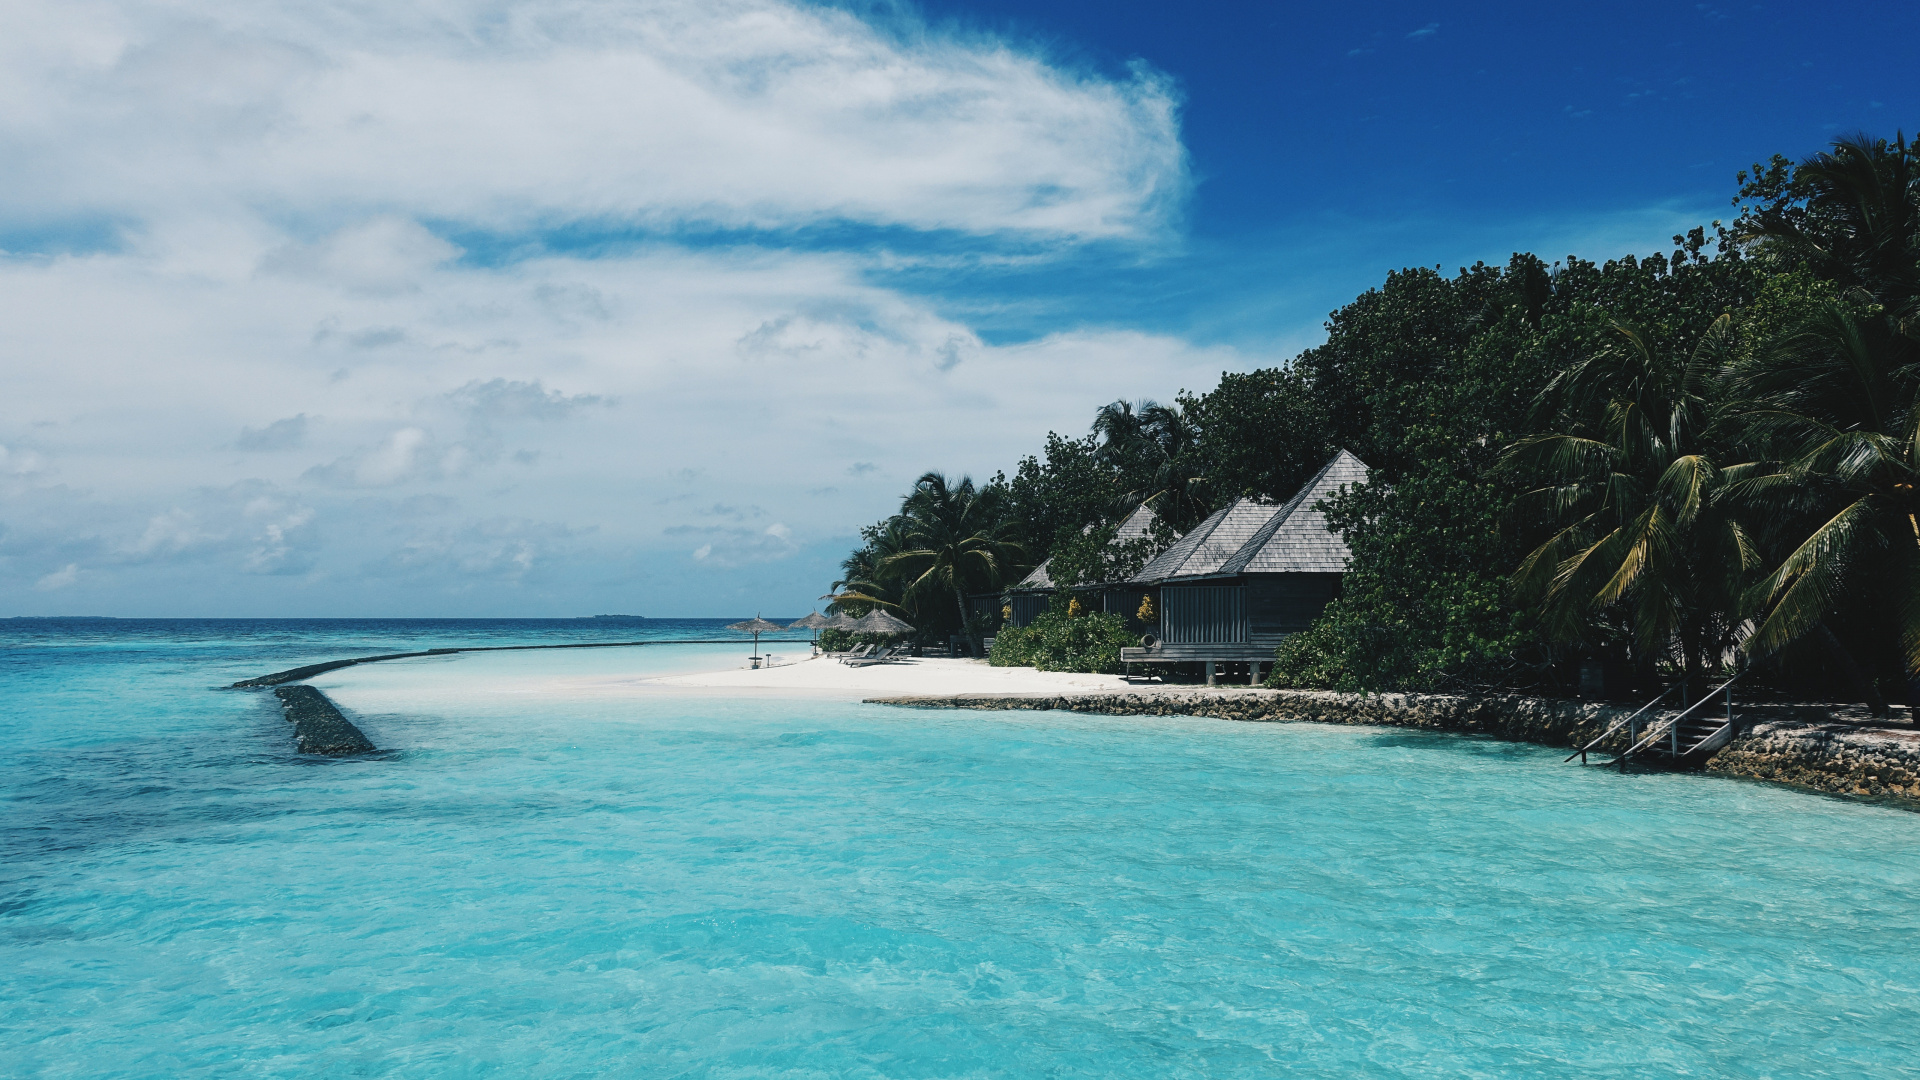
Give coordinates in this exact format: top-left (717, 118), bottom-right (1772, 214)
top-left (846, 645), bottom-right (900, 667)
top-left (839, 643), bottom-right (875, 664)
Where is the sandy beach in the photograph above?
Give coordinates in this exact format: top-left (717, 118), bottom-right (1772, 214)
top-left (647, 653), bottom-right (1139, 696)
top-left (306, 645), bottom-right (1149, 713)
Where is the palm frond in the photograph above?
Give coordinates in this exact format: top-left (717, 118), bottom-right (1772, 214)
top-left (1745, 496), bottom-right (1884, 657)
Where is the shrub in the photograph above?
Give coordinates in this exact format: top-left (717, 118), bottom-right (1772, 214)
top-left (819, 628), bottom-right (903, 652)
top-left (990, 610), bottom-right (1137, 673)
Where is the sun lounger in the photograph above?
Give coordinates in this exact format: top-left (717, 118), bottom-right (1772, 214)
top-left (839, 643), bottom-right (875, 664)
top-left (846, 645), bottom-right (901, 667)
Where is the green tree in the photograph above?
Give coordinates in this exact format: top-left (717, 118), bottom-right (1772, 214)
top-left (827, 516), bottom-right (914, 619)
top-left (1505, 316), bottom-right (1758, 685)
top-left (1730, 301), bottom-right (1920, 701)
top-left (1091, 398), bottom-right (1212, 531)
top-left (1724, 131), bottom-right (1920, 705)
top-left (882, 472), bottom-right (1026, 656)
top-left (1269, 262), bottom-right (1554, 691)
top-left (1735, 132), bottom-right (1917, 316)
top-left (1000, 433), bottom-right (1122, 570)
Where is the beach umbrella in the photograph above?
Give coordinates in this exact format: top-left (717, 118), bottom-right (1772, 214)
top-left (852, 609), bottom-right (913, 637)
top-left (787, 611), bottom-right (831, 647)
top-left (825, 612), bottom-right (862, 632)
top-left (726, 615), bottom-right (785, 658)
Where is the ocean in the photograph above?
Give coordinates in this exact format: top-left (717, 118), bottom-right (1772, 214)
top-left (4, 619), bottom-right (1917, 1077)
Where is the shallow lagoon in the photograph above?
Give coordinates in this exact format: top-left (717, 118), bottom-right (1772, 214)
top-left (4, 622), bottom-right (1918, 1077)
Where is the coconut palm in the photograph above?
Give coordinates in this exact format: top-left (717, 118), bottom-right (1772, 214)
top-left (880, 472), bottom-right (1025, 655)
top-left (1727, 300), bottom-right (1920, 690)
top-left (825, 516), bottom-right (914, 618)
top-left (1738, 131), bottom-right (1918, 317)
top-left (1505, 315), bottom-right (1759, 683)
top-left (1091, 400), bottom-right (1153, 469)
top-left (1091, 399), bottom-right (1211, 533)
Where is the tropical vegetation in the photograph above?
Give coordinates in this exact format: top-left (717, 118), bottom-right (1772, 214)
top-left (830, 131), bottom-right (1919, 705)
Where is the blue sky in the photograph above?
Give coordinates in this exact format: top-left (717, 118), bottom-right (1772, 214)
top-left (892, 0), bottom-right (1920, 344)
top-left (0, 0), bottom-right (1913, 618)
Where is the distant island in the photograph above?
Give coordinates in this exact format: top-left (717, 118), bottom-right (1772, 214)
top-left (579, 614), bottom-right (648, 621)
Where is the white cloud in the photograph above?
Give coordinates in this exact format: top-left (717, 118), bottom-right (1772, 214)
top-left (260, 218), bottom-right (463, 295)
top-left (0, 0), bottom-right (1222, 616)
top-left (1, 0), bottom-right (1185, 242)
top-left (0, 444), bottom-right (48, 475)
top-left (124, 507), bottom-right (222, 557)
top-left (35, 563), bottom-right (79, 590)
top-left (672, 521), bottom-right (799, 567)
top-left (0, 236), bottom-right (1251, 611)
top-left (236, 414), bottom-right (310, 452)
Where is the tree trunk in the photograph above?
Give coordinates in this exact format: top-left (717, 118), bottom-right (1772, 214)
top-left (955, 586), bottom-right (982, 658)
top-left (1816, 623), bottom-right (1888, 716)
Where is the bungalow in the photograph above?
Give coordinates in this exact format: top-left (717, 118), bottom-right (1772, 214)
top-left (1121, 450), bottom-right (1369, 683)
top-left (998, 503), bottom-right (1159, 629)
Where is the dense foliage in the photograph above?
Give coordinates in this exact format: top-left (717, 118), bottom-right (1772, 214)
top-left (988, 607), bottom-right (1136, 674)
top-left (835, 131), bottom-right (1919, 703)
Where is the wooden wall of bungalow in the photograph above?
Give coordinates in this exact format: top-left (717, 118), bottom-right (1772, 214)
top-left (1151, 573), bottom-right (1344, 648)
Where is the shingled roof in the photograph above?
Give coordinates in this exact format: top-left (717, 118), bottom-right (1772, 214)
top-left (1127, 497), bottom-right (1279, 584)
top-left (1216, 449), bottom-right (1370, 575)
top-left (1126, 450), bottom-right (1370, 584)
top-left (1010, 503), bottom-right (1158, 591)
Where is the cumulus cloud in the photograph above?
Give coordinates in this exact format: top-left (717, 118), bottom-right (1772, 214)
top-left (1, 0), bottom-right (1186, 241)
top-left (445, 379), bottom-right (610, 424)
top-left (236, 414), bottom-right (311, 451)
top-left (0, 0), bottom-right (1223, 616)
top-left (673, 521), bottom-right (799, 567)
top-left (0, 444), bottom-right (48, 476)
top-left (260, 218), bottom-right (464, 295)
top-left (361, 516), bottom-right (586, 585)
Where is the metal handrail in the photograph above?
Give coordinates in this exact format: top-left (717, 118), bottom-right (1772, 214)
top-left (1566, 682), bottom-right (1681, 763)
top-left (1613, 670), bottom-right (1745, 768)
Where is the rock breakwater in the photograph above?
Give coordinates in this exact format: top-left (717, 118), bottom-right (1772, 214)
top-left (273, 685), bottom-right (377, 756)
top-left (869, 688), bottom-right (1920, 807)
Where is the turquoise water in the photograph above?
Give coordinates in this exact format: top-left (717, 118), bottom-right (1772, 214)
top-left (4, 621), bottom-right (1919, 1077)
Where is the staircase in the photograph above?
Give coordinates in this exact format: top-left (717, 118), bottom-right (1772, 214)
top-left (1622, 709), bottom-right (1738, 770)
top-left (1568, 675), bottom-right (1741, 772)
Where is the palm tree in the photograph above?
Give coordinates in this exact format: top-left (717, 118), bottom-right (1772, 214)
top-left (1727, 300), bottom-right (1920, 695)
top-left (880, 472), bottom-right (1025, 656)
top-left (1090, 399), bottom-right (1211, 533)
top-left (1738, 131), bottom-right (1918, 318)
top-left (826, 516), bottom-right (914, 619)
top-left (1723, 132), bottom-right (1920, 704)
top-left (1505, 315), bottom-right (1759, 685)
top-left (1091, 400), bottom-right (1153, 468)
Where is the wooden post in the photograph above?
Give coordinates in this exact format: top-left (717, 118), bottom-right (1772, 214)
top-left (1249, 661), bottom-right (1261, 685)
top-left (1205, 661), bottom-right (1216, 686)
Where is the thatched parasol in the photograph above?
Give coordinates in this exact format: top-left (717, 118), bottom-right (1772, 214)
top-left (852, 609), bottom-right (913, 637)
top-left (726, 615), bottom-right (786, 658)
top-left (787, 612), bottom-right (831, 631)
top-left (824, 612), bottom-right (862, 632)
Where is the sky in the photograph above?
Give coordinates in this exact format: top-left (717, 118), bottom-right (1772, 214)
top-left (1, 0), bottom-right (1914, 618)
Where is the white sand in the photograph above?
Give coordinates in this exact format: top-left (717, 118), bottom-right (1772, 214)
top-left (311, 647), bottom-right (1152, 713)
top-left (648, 654), bottom-right (1139, 697)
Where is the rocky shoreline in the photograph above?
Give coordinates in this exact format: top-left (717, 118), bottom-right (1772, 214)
top-left (867, 687), bottom-right (1920, 807)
